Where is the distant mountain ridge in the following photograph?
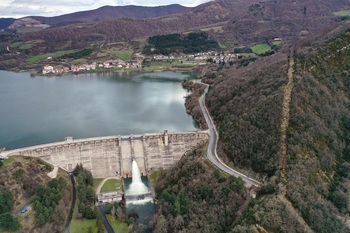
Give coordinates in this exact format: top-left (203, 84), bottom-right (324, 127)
top-left (11, 4), bottom-right (191, 28)
top-left (0, 18), bottom-right (15, 29)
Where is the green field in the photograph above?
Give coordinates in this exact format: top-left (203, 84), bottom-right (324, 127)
top-left (101, 179), bottom-right (122, 192)
top-left (73, 58), bottom-right (88, 64)
top-left (272, 41), bottom-right (282, 46)
top-left (70, 217), bottom-right (99, 233)
top-left (10, 42), bottom-right (23, 48)
top-left (70, 204), bottom-right (101, 233)
top-left (112, 50), bottom-right (133, 61)
top-left (242, 53), bottom-right (256, 58)
top-left (219, 43), bottom-right (227, 49)
top-left (251, 43), bottom-right (271, 54)
top-left (106, 215), bottom-right (127, 233)
top-left (334, 9), bottom-right (350, 16)
top-left (97, 52), bottom-right (107, 58)
top-left (3, 157), bottom-right (15, 166)
top-left (19, 44), bottom-right (32, 50)
top-left (27, 56), bottom-right (42, 63)
top-left (143, 60), bottom-right (195, 72)
top-left (149, 171), bottom-right (163, 187)
top-left (44, 49), bottom-right (79, 58)
top-left (27, 49), bottom-right (80, 64)
top-left (93, 178), bottom-right (103, 191)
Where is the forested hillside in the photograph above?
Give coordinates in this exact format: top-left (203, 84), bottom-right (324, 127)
top-left (207, 52), bottom-right (288, 178)
top-left (157, 22), bottom-right (350, 233)
top-left (11, 0), bottom-right (347, 52)
top-left (202, 25), bottom-right (350, 232)
top-left (152, 145), bottom-right (247, 232)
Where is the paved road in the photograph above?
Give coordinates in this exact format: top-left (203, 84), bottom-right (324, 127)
top-left (98, 205), bottom-right (114, 233)
top-left (198, 83), bottom-right (261, 186)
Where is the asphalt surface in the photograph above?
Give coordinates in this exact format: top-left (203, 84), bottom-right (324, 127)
top-left (199, 83), bottom-right (261, 186)
top-left (98, 205), bottom-right (115, 233)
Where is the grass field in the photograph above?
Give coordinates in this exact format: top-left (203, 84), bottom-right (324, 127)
top-left (334, 9), bottom-right (350, 16)
top-left (10, 42), bottom-right (23, 48)
top-left (219, 43), bottom-right (227, 49)
top-left (73, 58), bottom-right (88, 64)
top-left (19, 44), bottom-right (32, 50)
top-left (70, 203), bottom-right (100, 233)
top-left (70, 217), bottom-right (99, 233)
top-left (251, 43), bottom-right (271, 54)
top-left (101, 179), bottom-right (122, 192)
top-left (27, 56), bottom-right (42, 63)
top-left (112, 50), bottom-right (133, 61)
top-left (93, 178), bottom-right (103, 191)
top-left (27, 49), bottom-right (79, 63)
top-left (97, 52), bottom-right (107, 58)
top-left (272, 41), bottom-right (282, 46)
top-left (3, 156), bottom-right (15, 166)
top-left (106, 215), bottom-right (127, 233)
top-left (149, 171), bottom-right (163, 187)
top-left (143, 60), bottom-right (195, 72)
top-left (242, 53), bottom-right (256, 58)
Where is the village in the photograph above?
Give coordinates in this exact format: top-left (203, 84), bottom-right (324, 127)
top-left (41, 50), bottom-right (256, 75)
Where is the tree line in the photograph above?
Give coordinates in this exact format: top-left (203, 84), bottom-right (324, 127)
top-left (142, 32), bottom-right (219, 56)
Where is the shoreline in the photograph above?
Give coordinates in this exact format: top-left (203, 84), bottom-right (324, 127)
top-left (26, 66), bottom-right (199, 77)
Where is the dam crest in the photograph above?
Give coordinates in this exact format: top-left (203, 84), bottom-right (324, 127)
top-left (0, 130), bottom-right (208, 178)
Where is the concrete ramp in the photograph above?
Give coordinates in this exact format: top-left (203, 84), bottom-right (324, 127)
top-left (121, 139), bottom-right (132, 177)
top-left (134, 139), bottom-right (146, 176)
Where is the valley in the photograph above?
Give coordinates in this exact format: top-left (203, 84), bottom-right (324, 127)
top-left (1, 0), bottom-right (350, 232)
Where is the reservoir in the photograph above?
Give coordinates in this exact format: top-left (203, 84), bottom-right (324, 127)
top-left (0, 70), bottom-right (198, 149)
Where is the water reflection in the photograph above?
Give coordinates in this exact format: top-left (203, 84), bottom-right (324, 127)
top-left (0, 71), bottom-right (198, 149)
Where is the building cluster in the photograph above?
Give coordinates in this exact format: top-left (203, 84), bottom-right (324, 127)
top-left (42, 58), bottom-right (143, 74)
top-left (152, 51), bottom-right (247, 65)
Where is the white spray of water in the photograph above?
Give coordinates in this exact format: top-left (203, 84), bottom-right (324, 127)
top-left (126, 160), bottom-right (150, 196)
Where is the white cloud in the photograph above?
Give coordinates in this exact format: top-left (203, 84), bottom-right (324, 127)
top-left (0, 0), bottom-right (212, 18)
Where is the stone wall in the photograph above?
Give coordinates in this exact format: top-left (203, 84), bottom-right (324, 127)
top-left (2, 131), bottom-right (208, 178)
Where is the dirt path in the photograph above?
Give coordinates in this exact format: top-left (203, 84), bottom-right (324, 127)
top-left (278, 51), bottom-right (315, 233)
top-left (279, 51), bottom-right (294, 195)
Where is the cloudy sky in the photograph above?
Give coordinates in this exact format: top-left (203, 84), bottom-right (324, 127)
top-left (0, 0), bottom-right (212, 18)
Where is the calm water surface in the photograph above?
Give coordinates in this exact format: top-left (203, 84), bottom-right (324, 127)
top-left (0, 70), bottom-right (198, 149)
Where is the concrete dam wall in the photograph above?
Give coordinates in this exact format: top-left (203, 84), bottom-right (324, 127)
top-left (1, 130), bottom-right (208, 178)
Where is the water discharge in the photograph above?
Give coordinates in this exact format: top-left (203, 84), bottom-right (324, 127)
top-left (127, 160), bottom-right (149, 196)
top-left (125, 160), bottom-right (153, 205)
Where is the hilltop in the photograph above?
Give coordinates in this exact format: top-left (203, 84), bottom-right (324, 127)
top-left (7, 4), bottom-right (190, 32)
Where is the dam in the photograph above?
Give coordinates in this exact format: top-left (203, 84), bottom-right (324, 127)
top-left (0, 130), bottom-right (208, 178)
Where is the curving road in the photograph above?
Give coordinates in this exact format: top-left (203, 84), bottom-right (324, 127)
top-left (198, 82), bottom-right (261, 186)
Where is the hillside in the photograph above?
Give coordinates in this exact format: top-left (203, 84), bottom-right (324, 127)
top-left (13, 0), bottom-right (350, 48)
top-left (0, 156), bottom-right (73, 233)
top-left (0, 18), bottom-right (15, 29)
top-left (7, 4), bottom-right (190, 31)
top-left (152, 144), bottom-right (247, 232)
top-left (0, 0), bottom-right (349, 73)
top-left (201, 24), bottom-right (350, 232)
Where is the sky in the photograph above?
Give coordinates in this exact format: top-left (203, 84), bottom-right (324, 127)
top-left (0, 0), bottom-right (212, 18)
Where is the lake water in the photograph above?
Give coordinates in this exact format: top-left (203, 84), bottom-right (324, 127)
top-left (0, 70), bottom-right (198, 149)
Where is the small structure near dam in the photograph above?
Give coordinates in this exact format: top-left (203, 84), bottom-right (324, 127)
top-left (0, 130), bottom-right (208, 178)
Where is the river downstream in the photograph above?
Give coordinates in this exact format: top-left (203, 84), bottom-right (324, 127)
top-left (0, 71), bottom-right (198, 149)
